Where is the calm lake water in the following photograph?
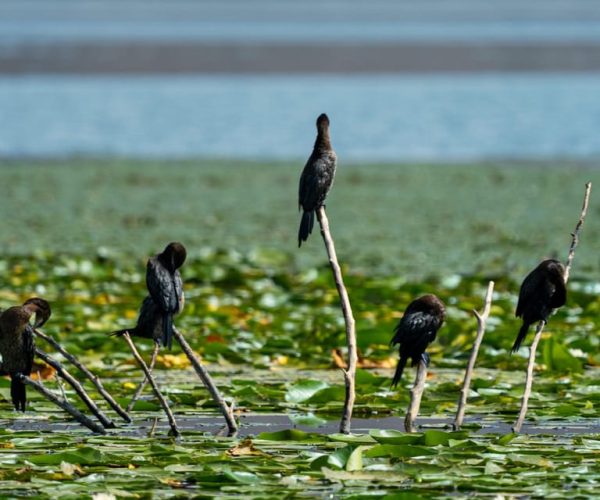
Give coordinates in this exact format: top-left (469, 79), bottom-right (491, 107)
top-left (2, 74), bottom-right (600, 161)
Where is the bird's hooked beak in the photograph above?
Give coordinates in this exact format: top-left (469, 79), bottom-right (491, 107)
top-left (23, 297), bottom-right (52, 327)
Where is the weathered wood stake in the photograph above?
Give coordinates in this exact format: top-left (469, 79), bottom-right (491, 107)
top-left (35, 348), bottom-right (115, 428)
top-left (316, 207), bottom-right (357, 434)
top-left (122, 332), bottom-right (180, 438)
top-left (173, 327), bottom-right (238, 436)
top-left (404, 359), bottom-right (428, 433)
top-left (15, 373), bottom-right (106, 434)
top-left (513, 181), bottom-right (591, 433)
top-left (34, 328), bottom-right (131, 423)
top-left (453, 280), bottom-right (495, 430)
top-left (127, 341), bottom-right (160, 412)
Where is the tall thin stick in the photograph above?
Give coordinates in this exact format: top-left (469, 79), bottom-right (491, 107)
top-left (15, 374), bottom-right (106, 434)
top-left (454, 281), bottom-right (495, 430)
top-left (404, 359), bottom-right (428, 433)
top-left (34, 328), bottom-right (131, 423)
top-left (127, 341), bottom-right (160, 412)
top-left (121, 332), bottom-right (180, 437)
top-left (317, 207), bottom-right (357, 434)
top-left (564, 182), bottom-right (592, 282)
top-left (35, 348), bottom-right (115, 429)
top-left (513, 181), bottom-right (591, 433)
top-left (173, 327), bottom-right (238, 436)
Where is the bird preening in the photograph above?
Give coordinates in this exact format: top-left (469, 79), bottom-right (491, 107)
top-left (298, 113), bottom-right (337, 247)
top-left (390, 294), bottom-right (446, 388)
top-left (513, 258), bottom-right (567, 353)
top-left (0, 297), bottom-right (51, 411)
top-left (146, 242), bottom-right (186, 350)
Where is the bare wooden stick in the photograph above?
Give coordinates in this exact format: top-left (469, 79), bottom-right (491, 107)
top-left (453, 281), bottom-right (495, 430)
top-left (34, 328), bottom-right (131, 423)
top-left (127, 341), bottom-right (160, 412)
top-left (564, 181), bottom-right (592, 283)
top-left (15, 373), bottom-right (106, 434)
top-left (404, 359), bottom-right (428, 433)
top-left (172, 327), bottom-right (238, 436)
top-left (316, 207), bottom-right (357, 434)
top-left (121, 332), bottom-right (180, 438)
top-left (35, 348), bottom-right (115, 429)
top-left (513, 181), bottom-right (591, 433)
top-left (512, 320), bottom-right (545, 433)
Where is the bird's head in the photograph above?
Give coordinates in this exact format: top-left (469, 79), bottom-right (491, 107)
top-left (419, 294), bottom-right (446, 321)
top-left (22, 297), bottom-right (52, 328)
top-left (161, 242), bottom-right (187, 271)
top-left (316, 113), bottom-right (330, 133)
top-left (542, 259), bottom-right (566, 279)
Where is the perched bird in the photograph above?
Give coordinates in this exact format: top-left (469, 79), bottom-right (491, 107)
top-left (513, 259), bottom-right (566, 353)
top-left (146, 242), bottom-right (186, 350)
top-left (111, 296), bottom-right (162, 343)
top-left (0, 298), bottom-right (51, 411)
top-left (390, 294), bottom-right (446, 388)
top-left (298, 113), bottom-right (337, 247)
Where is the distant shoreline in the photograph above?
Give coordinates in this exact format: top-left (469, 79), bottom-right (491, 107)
top-left (2, 41), bottom-right (600, 74)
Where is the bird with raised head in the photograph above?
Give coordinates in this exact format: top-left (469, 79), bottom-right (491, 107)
top-left (0, 297), bottom-right (51, 411)
top-left (145, 242), bottom-right (186, 350)
top-left (298, 113), bottom-right (337, 247)
top-left (513, 258), bottom-right (566, 353)
top-left (390, 294), bottom-right (446, 388)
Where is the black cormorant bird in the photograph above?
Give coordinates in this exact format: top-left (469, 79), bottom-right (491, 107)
top-left (298, 113), bottom-right (337, 247)
top-left (0, 298), bottom-right (51, 411)
top-left (111, 296), bottom-right (162, 342)
top-left (513, 259), bottom-right (566, 353)
top-left (146, 242), bottom-right (186, 350)
top-left (390, 294), bottom-right (446, 388)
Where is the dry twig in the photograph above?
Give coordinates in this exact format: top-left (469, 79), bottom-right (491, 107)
top-left (404, 359), bottom-right (428, 433)
top-left (513, 181), bottom-right (591, 433)
top-left (35, 328), bottom-right (131, 423)
top-left (127, 341), bottom-right (160, 412)
top-left (173, 327), bottom-right (238, 436)
top-left (35, 348), bottom-right (115, 428)
top-left (317, 207), bottom-right (357, 434)
top-left (122, 332), bottom-right (180, 437)
top-left (16, 373), bottom-right (105, 434)
top-left (453, 281), bottom-right (495, 430)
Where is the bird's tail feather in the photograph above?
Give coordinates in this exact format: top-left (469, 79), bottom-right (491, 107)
top-left (512, 322), bottom-right (530, 353)
top-left (162, 314), bottom-right (174, 350)
top-left (391, 357), bottom-right (408, 388)
top-left (10, 374), bottom-right (26, 412)
top-left (298, 210), bottom-right (314, 247)
top-left (110, 329), bottom-right (129, 337)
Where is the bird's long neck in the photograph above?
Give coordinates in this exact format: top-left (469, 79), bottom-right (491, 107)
top-left (314, 127), bottom-right (332, 152)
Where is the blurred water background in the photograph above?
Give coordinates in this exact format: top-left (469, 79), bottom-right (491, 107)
top-left (2, 0), bottom-right (600, 162)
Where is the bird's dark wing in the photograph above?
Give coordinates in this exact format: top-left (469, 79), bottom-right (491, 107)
top-left (174, 271), bottom-right (184, 313)
top-left (22, 325), bottom-right (35, 376)
top-left (299, 153), bottom-right (336, 210)
top-left (391, 311), bottom-right (440, 346)
top-left (516, 269), bottom-right (544, 318)
top-left (549, 275), bottom-right (567, 309)
top-left (146, 258), bottom-right (178, 313)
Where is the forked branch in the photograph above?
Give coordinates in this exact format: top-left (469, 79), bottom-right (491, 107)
top-left (513, 181), bottom-right (591, 433)
top-left (454, 280), bottom-right (494, 430)
top-left (317, 207), bottom-right (357, 434)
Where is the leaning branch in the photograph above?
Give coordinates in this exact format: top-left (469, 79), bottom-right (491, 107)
top-left (122, 332), bottom-right (180, 438)
top-left (35, 328), bottom-right (131, 423)
top-left (513, 181), bottom-right (591, 433)
top-left (317, 207), bottom-right (357, 434)
top-left (404, 359), bottom-right (428, 433)
top-left (173, 327), bottom-right (238, 436)
top-left (16, 373), bottom-right (105, 434)
top-left (454, 281), bottom-right (494, 430)
top-left (35, 348), bottom-right (115, 429)
top-left (127, 341), bottom-right (160, 413)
